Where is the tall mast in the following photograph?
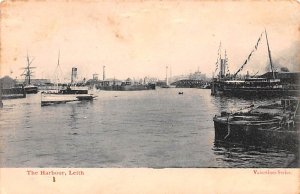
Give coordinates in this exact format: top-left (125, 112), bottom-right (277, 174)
top-left (57, 50), bottom-right (60, 67)
top-left (25, 52), bottom-right (35, 85)
top-left (56, 50), bottom-right (60, 85)
top-left (26, 52), bottom-right (31, 84)
top-left (265, 29), bottom-right (275, 79)
top-left (219, 43), bottom-right (222, 79)
top-left (225, 50), bottom-right (230, 75)
top-left (166, 66), bottom-right (168, 85)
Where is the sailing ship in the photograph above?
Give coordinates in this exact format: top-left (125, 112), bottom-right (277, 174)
top-left (41, 53), bottom-right (95, 106)
top-left (21, 53), bottom-right (38, 94)
top-left (213, 98), bottom-right (300, 150)
top-left (211, 30), bottom-right (299, 97)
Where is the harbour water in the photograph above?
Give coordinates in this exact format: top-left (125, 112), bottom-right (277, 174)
top-left (0, 88), bottom-right (297, 167)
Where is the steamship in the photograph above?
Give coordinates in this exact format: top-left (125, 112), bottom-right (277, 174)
top-left (96, 66), bottom-right (156, 91)
top-left (41, 66), bottom-right (95, 106)
top-left (41, 85), bottom-right (94, 106)
top-left (211, 30), bottom-right (299, 97)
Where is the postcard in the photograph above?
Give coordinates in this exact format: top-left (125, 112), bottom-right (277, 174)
top-left (0, 0), bottom-right (299, 193)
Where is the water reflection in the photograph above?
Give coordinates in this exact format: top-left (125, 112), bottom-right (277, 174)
top-left (69, 104), bottom-right (78, 130)
top-left (211, 95), bottom-right (281, 114)
top-left (213, 141), bottom-right (299, 168)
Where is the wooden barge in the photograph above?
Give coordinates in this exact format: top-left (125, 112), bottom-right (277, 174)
top-left (213, 99), bottom-right (300, 150)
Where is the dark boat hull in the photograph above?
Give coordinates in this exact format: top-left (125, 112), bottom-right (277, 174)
top-left (2, 87), bottom-right (26, 99)
top-left (25, 86), bottom-right (38, 94)
top-left (213, 117), bottom-right (299, 150)
top-left (76, 95), bottom-right (95, 101)
top-left (211, 84), bottom-right (299, 97)
top-left (98, 84), bottom-right (156, 91)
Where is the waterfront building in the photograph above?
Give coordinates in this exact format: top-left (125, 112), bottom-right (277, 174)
top-left (0, 76), bottom-right (17, 89)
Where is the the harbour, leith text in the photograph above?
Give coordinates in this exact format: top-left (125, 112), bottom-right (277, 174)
top-left (26, 170), bottom-right (84, 176)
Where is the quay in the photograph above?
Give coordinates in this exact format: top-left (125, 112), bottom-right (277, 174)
top-left (172, 79), bottom-right (210, 88)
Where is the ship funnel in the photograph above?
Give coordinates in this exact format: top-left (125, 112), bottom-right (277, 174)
top-left (219, 59), bottom-right (226, 79)
top-left (71, 67), bottom-right (77, 84)
top-left (103, 66), bottom-right (106, 81)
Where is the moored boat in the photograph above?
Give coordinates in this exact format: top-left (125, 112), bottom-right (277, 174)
top-left (41, 53), bottom-right (96, 106)
top-left (24, 84), bottom-right (38, 94)
top-left (1, 86), bottom-right (26, 99)
top-left (211, 30), bottom-right (299, 97)
top-left (216, 78), bottom-right (298, 97)
top-left (41, 86), bottom-right (95, 106)
top-left (21, 53), bottom-right (39, 94)
top-left (97, 78), bottom-right (156, 91)
top-left (213, 98), bottom-right (300, 150)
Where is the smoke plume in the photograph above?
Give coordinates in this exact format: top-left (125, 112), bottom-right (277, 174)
top-left (265, 41), bottom-right (300, 72)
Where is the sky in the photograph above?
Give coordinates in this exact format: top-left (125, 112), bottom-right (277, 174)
top-left (1, 1), bottom-right (299, 81)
